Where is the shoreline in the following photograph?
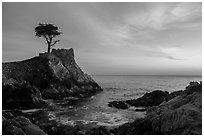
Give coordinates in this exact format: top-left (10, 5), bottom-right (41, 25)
top-left (3, 81), bottom-right (201, 135)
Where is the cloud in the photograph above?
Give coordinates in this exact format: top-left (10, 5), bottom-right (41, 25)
top-left (171, 3), bottom-right (201, 18)
top-left (166, 56), bottom-right (184, 60)
top-left (121, 3), bottom-right (201, 39)
top-left (2, 2), bottom-right (202, 75)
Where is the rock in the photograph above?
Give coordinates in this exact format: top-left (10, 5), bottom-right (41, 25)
top-left (2, 111), bottom-right (14, 119)
top-left (2, 83), bottom-right (46, 109)
top-left (111, 118), bottom-right (156, 135)
top-left (2, 112), bottom-right (46, 135)
top-left (108, 88), bottom-right (186, 110)
top-left (111, 82), bottom-right (202, 135)
top-left (108, 90), bottom-right (172, 109)
top-left (126, 90), bottom-right (171, 107)
top-left (2, 48), bottom-right (102, 109)
top-left (135, 108), bottom-right (147, 112)
top-left (42, 85), bottom-right (60, 100)
top-left (3, 122), bottom-right (26, 135)
top-left (86, 126), bottom-right (110, 135)
top-left (108, 101), bottom-right (129, 109)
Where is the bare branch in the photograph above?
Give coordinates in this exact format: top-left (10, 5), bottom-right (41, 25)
top-left (48, 36), bottom-right (53, 46)
top-left (51, 40), bottom-right (60, 47)
top-left (43, 35), bottom-right (49, 45)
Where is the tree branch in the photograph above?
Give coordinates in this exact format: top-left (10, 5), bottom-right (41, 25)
top-left (43, 35), bottom-right (49, 45)
top-left (50, 40), bottom-right (60, 47)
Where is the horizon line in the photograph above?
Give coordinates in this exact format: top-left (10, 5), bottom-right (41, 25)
top-left (90, 74), bottom-right (202, 77)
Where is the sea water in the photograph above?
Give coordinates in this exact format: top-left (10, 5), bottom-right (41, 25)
top-left (44, 75), bottom-right (201, 128)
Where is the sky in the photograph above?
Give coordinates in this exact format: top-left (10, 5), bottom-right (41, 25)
top-left (2, 2), bottom-right (202, 75)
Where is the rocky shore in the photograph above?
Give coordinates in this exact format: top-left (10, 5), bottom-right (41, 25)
top-left (2, 48), bottom-right (103, 135)
top-left (3, 81), bottom-right (201, 135)
top-left (110, 81), bottom-right (202, 135)
top-left (103, 81), bottom-right (202, 135)
top-left (108, 89), bottom-right (183, 110)
top-left (3, 111), bottom-right (46, 135)
top-left (2, 48), bottom-right (202, 135)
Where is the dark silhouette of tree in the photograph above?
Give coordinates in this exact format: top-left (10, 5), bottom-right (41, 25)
top-left (35, 23), bottom-right (61, 53)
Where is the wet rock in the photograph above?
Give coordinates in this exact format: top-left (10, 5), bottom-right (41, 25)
top-left (108, 88), bottom-right (185, 110)
top-left (2, 112), bottom-right (46, 135)
top-left (111, 118), bottom-right (156, 135)
top-left (111, 82), bottom-right (202, 135)
top-left (86, 126), bottom-right (110, 135)
top-left (135, 108), bottom-right (147, 112)
top-left (108, 101), bottom-right (129, 109)
top-left (108, 90), bottom-right (171, 109)
top-left (125, 90), bottom-right (171, 107)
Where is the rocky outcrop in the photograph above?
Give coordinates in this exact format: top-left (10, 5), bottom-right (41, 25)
top-left (2, 48), bottom-right (102, 109)
top-left (85, 126), bottom-right (111, 135)
top-left (2, 111), bottom-right (46, 135)
top-left (2, 83), bottom-right (46, 109)
top-left (111, 82), bottom-right (202, 135)
top-left (108, 100), bottom-right (129, 109)
top-left (108, 89), bottom-right (183, 110)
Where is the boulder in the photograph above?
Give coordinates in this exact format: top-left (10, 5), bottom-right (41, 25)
top-left (86, 126), bottom-right (110, 135)
top-left (2, 112), bottom-right (46, 135)
top-left (108, 101), bottom-right (129, 109)
top-left (2, 83), bottom-right (46, 109)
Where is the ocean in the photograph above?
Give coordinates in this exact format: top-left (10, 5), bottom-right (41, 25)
top-left (92, 75), bottom-right (202, 101)
top-left (44, 75), bottom-right (202, 129)
top-left (20, 75), bottom-right (202, 132)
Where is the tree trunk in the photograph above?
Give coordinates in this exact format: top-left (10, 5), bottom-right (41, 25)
top-left (47, 44), bottom-right (51, 53)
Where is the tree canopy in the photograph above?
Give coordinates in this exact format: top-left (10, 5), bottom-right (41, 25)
top-left (35, 23), bottom-right (61, 53)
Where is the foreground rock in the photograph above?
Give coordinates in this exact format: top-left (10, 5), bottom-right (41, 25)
top-left (111, 82), bottom-right (202, 135)
top-left (2, 111), bottom-right (46, 135)
top-left (85, 126), bottom-right (111, 135)
top-left (2, 48), bottom-right (102, 109)
top-left (108, 89), bottom-right (183, 110)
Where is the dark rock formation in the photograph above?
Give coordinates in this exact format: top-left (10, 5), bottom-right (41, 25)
top-left (2, 48), bottom-right (102, 109)
top-left (125, 90), bottom-right (170, 107)
top-left (85, 126), bottom-right (111, 135)
top-left (108, 89), bottom-right (183, 110)
top-left (2, 111), bottom-right (46, 135)
top-left (2, 83), bottom-right (46, 109)
top-left (111, 118), bottom-right (156, 135)
top-left (108, 100), bottom-right (129, 109)
top-left (111, 82), bottom-right (202, 135)
top-left (134, 108), bottom-right (147, 111)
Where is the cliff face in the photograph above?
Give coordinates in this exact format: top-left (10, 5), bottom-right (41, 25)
top-left (2, 48), bottom-right (102, 109)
